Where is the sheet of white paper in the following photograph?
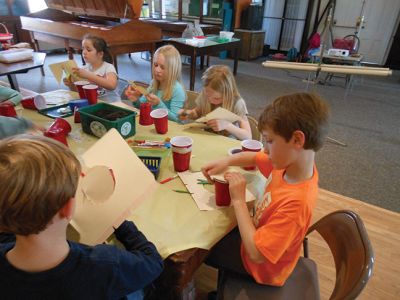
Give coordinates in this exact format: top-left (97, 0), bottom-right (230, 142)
top-left (177, 171), bottom-right (255, 211)
top-left (40, 89), bottom-right (78, 105)
top-left (196, 107), bottom-right (242, 123)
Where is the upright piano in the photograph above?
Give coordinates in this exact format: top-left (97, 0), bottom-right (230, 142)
top-left (20, 0), bottom-right (162, 71)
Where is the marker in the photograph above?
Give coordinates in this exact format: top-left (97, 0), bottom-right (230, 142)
top-left (160, 175), bottom-right (179, 184)
top-left (173, 189), bottom-right (192, 194)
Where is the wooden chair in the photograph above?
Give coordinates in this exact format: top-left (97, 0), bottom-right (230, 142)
top-left (247, 115), bottom-right (261, 141)
top-left (217, 210), bottom-right (374, 300)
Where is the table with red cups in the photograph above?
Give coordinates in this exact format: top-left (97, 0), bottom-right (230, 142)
top-left (19, 98), bottom-right (250, 299)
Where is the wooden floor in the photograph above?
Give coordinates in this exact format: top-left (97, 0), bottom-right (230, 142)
top-left (194, 189), bottom-right (400, 299)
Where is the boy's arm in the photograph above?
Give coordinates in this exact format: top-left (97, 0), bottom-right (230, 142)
top-left (113, 221), bottom-right (163, 290)
top-left (0, 116), bottom-right (33, 139)
top-left (202, 151), bottom-right (258, 182)
top-left (225, 172), bottom-right (266, 263)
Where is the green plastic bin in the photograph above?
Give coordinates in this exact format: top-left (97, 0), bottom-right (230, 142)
top-left (79, 103), bottom-right (137, 138)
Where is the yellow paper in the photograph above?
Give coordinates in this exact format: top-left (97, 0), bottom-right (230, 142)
top-left (196, 107), bottom-right (242, 123)
top-left (71, 129), bottom-right (157, 245)
top-left (129, 81), bottom-right (149, 95)
top-left (177, 171), bottom-right (255, 211)
top-left (49, 60), bottom-right (83, 84)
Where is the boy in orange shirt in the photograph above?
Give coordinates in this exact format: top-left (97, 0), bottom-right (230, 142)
top-left (202, 92), bottom-right (330, 287)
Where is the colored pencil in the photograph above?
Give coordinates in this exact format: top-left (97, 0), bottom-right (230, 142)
top-left (160, 175), bottom-right (179, 184)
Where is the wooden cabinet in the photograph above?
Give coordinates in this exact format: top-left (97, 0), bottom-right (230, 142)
top-left (234, 29), bottom-right (265, 60)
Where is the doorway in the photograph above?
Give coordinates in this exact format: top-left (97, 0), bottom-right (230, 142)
top-left (262, 0), bottom-right (310, 52)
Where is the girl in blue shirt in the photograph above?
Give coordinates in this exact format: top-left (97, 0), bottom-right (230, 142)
top-left (125, 45), bottom-right (186, 122)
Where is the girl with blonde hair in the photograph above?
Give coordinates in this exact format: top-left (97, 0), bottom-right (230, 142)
top-left (180, 65), bottom-right (251, 140)
top-left (125, 45), bottom-right (186, 122)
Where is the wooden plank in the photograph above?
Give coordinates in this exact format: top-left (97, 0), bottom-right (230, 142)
top-left (194, 188), bottom-right (400, 299)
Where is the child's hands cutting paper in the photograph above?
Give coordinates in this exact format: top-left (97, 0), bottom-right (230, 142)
top-left (145, 93), bottom-right (161, 106)
top-left (206, 119), bottom-right (231, 132)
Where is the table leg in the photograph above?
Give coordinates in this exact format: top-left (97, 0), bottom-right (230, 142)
top-left (113, 55), bottom-right (118, 73)
top-left (233, 47), bottom-right (239, 75)
top-left (200, 55), bottom-right (204, 70)
top-left (190, 51), bottom-right (196, 90)
top-left (7, 74), bottom-right (19, 91)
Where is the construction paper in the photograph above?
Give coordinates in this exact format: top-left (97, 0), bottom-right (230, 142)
top-left (71, 129), bottom-right (157, 245)
top-left (177, 171), bottom-right (255, 211)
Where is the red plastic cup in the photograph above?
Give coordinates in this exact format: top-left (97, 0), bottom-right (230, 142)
top-left (150, 108), bottom-right (168, 134)
top-left (171, 136), bottom-right (193, 172)
top-left (0, 102), bottom-right (17, 117)
top-left (74, 80), bottom-right (90, 98)
top-left (241, 139), bottom-right (263, 171)
top-left (214, 179), bottom-right (231, 206)
top-left (44, 130), bottom-right (68, 147)
top-left (83, 84), bottom-right (98, 105)
top-left (48, 118), bottom-right (72, 135)
top-left (139, 102), bottom-right (153, 126)
top-left (20, 97), bottom-right (36, 110)
top-left (74, 107), bottom-right (81, 123)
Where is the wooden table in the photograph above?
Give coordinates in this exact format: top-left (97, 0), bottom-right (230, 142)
top-left (20, 99), bottom-right (243, 299)
top-left (0, 52), bottom-right (46, 92)
top-left (163, 37), bottom-right (241, 90)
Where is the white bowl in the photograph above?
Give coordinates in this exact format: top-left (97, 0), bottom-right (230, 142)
top-left (219, 31), bottom-right (234, 41)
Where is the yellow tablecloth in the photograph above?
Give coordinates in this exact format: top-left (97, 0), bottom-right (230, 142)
top-left (20, 98), bottom-right (241, 258)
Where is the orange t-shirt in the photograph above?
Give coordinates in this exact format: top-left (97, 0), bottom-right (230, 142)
top-left (240, 151), bottom-right (319, 286)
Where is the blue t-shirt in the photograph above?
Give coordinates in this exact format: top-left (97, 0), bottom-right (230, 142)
top-left (134, 81), bottom-right (185, 122)
top-left (0, 221), bottom-right (163, 300)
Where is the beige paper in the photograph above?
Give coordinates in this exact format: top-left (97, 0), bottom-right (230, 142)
top-left (49, 60), bottom-right (83, 84)
top-left (196, 107), bottom-right (242, 123)
top-left (177, 171), bottom-right (255, 211)
top-left (71, 128), bottom-right (157, 245)
top-left (129, 81), bottom-right (149, 95)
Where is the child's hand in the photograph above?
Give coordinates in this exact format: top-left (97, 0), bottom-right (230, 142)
top-left (72, 67), bottom-right (91, 79)
top-left (124, 85), bottom-right (141, 102)
top-left (201, 158), bottom-right (229, 182)
top-left (207, 119), bottom-right (230, 132)
top-left (224, 172), bottom-right (246, 204)
top-left (178, 109), bottom-right (194, 120)
top-left (145, 93), bottom-right (161, 106)
top-left (63, 76), bottom-right (76, 90)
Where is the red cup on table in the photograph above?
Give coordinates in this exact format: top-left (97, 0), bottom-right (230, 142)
top-left (44, 130), bottom-right (69, 147)
top-left (83, 84), bottom-right (98, 105)
top-left (48, 118), bottom-right (72, 135)
top-left (150, 108), bottom-right (168, 134)
top-left (0, 102), bottom-right (17, 117)
top-left (241, 139), bottom-right (263, 171)
top-left (74, 80), bottom-right (90, 98)
top-left (20, 97), bottom-right (36, 110)
top-left (171, 136), bottom-right (193, 172)
top-left (139, 102), bottom-right (153, 126)
top-left (44, 118), bottom-right (71, 147)
top-left (214, 179), bottom-right (231, 206)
